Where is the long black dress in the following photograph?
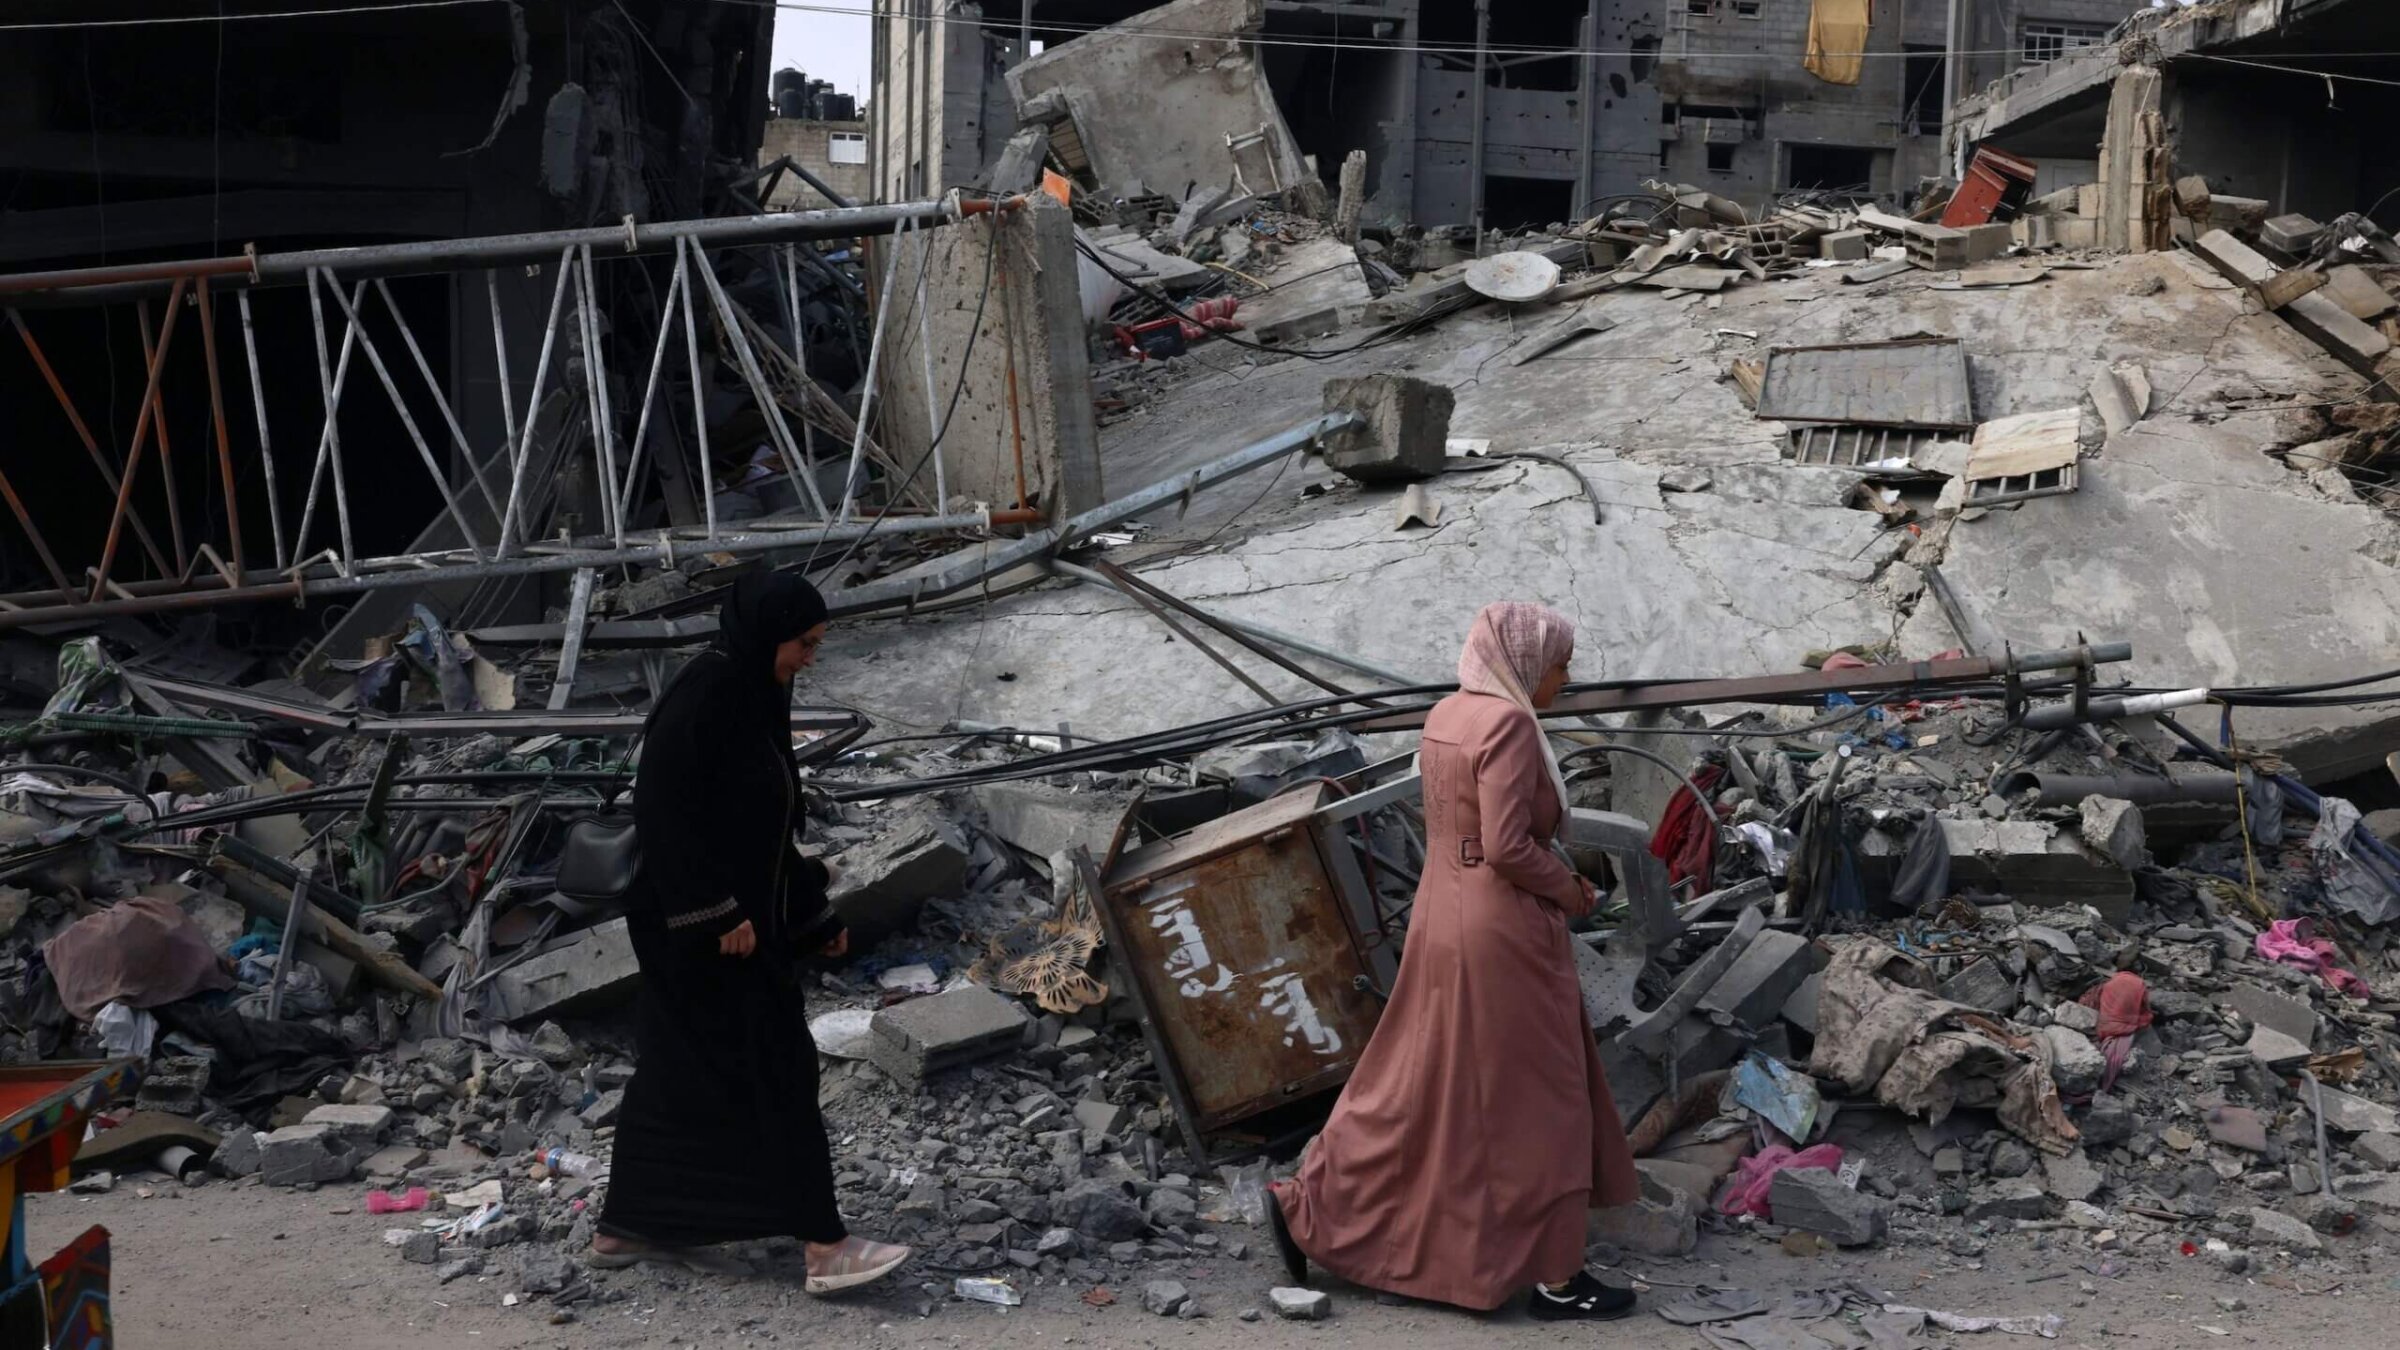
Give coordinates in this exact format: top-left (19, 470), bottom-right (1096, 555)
top-left (598, 577), bottom-right (847, 1248)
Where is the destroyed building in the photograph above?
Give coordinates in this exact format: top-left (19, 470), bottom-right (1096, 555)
top-left (16, 0), bottom-right (2400, 1341)
top-left (869, 0), bottom-right (2152, 233)
top-left (762, 68), bottom-right (874, 209)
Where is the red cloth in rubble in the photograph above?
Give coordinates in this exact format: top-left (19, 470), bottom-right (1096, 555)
top-left (1649, 764), bottom-right (1727, 893)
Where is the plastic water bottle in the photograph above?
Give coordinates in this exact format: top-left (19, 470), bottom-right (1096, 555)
top-left (537, 1148), bottom-right (605, 1179)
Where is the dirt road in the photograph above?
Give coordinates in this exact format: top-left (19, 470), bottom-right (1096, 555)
top-left (27, 1177), bottom-right (2393, 1349)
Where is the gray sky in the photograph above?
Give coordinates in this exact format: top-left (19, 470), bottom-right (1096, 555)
top-left (770, 5), bottom-right (874, 104)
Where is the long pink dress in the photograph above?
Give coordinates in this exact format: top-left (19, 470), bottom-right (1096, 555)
top-left (1275, 691), bottom-right (1639, 1310)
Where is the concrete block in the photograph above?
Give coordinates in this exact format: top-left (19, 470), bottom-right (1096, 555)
top-left (1959, 222), bottom-right (2013, 264)
top-left (2077, 796), bottom-right (2148, 870)
top-left (2247, 1024), bottom-right (2313, 1073)
top-left (1250, 306), bottom-right (1342, 347)
top-left (1819, 230), bottom-right (1869, 261)
top-left (2206, 1104), bottom-right (2269, 1153)
top-left (2248, 1207), bottom-right (2325, 1254)
top-left (2193, 229), bottom-right (2390, 377)
top-left (2262, 214), bottom-right (2325, 255)
top-left (868, 984), bottom-right (1032, 1084)
top-left (1770, 1167), bottom-right (1889, 1245)
top-left (1965, 1177), bottom-right (2049, 1222)
top-left (829, 806), bottom-right (972, 947)
top-left (971, 782), bottom-right (1122, 865)
top-left (1940, 955), bottom-right (2018, 1015)
top-left (2042, 1150), bottom-right (2104, 1202)
top-left (259, 1123), bottom-right (357, 1187)
top-left (2352, 1133), bottom-right (2400, 1170)
top-left (1697, 929), bottom-right (1814, 1029)
top-left (1321, 375), bottom-right (1454, 484)
top-left (1142, 1279), bottom-right (1190, 1316)
top-left (495, 918), bottom-right (639, 1023)
top-left (214, 1128), bottom-right (264, 1179)
top-left (1589, 1166), bottom-right (1698, 1257)
top-left (2315, 1085), bottom-right (2400, 1136)
top-left (2335, 1172), bottom-right (2400, 1216)
top-left (1938, 817), bottom-right (2132, 922)
top-left (1269, 1287), bottom-right (1332, 1321)
top-left (2228, 984), bottom-right (2318, 1046)
top-left (1074, 1097), bottom-right (1127, 1139)
top-left (301, 1103), bottom-right (394, 1145)
top-left (2043, 1025), bottom-right (2105, 1096)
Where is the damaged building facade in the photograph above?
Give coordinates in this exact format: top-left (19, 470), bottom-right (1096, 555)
top-left (870, 0), bottom-right (2152, 233)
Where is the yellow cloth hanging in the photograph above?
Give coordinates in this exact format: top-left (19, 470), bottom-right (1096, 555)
top-left (1804, 0), bottom-right (1873, 86)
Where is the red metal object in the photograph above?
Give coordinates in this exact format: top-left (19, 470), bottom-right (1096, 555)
top-left (7, 310), bottom-right (173, 578)
top-left (1113, 296), bottom-right (1243, 361)
top-left (134, 300), bottom-right (189, 576)
top-left (89, 275), bottom-right (190, 601)
top-left (1941, 147), bottom-right (2039, 228)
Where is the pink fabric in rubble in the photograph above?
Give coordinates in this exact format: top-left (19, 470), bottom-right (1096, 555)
top-left (2257, 918), bottom-right (2370, 999)
top-left (1715, 1143), bottom-right (1845, 1219)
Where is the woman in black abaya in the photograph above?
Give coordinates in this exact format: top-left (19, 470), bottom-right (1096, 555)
top-left (592, 572), bottom-right (909, 1293)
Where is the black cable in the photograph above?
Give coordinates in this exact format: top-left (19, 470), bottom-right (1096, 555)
top-left (806, 213), bottom-right (1003, 579)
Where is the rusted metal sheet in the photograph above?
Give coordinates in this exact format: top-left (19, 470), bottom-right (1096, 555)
top-left (1099, 784), bottom-right (1385, 1159)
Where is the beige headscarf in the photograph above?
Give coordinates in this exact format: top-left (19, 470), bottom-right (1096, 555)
top-left (1456, 602), bottom-right (1577, 838)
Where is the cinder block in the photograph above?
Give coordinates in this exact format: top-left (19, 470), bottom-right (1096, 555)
top-left (1960, 222), bottom-right (2013, 263)
top-left (1819, 229), bottom-right (1870, 261)
top-left (868, 984), bottom-right (1032, 1085)
top-left (1321, 375), bottom-right (1454, 484)
top-left (1770, 1167), bottom-right (1889, 1245)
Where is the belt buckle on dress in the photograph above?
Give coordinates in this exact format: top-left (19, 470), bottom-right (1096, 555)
top-left (1459, 836), bottom-right (1484, 866)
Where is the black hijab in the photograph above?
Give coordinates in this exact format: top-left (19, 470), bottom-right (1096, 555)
top-left (716, 571), bottom-right (829, 680)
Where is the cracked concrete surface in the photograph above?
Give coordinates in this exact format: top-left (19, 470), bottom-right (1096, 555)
top-left (809, 249), bottom-right (2400, 770)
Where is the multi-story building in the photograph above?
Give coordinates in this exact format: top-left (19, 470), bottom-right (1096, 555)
top-left (868, 0), bottom-right (2151, 230)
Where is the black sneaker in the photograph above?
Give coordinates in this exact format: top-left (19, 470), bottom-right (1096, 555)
top-left (1266, 1193), bottom-right (1309, 1287)
top-left (1526, 1271), bottom-right (1636, 1322)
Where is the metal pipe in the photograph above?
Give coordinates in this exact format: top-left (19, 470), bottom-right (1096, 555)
top-left (319, 269), bottom-right (489, 559)
top-left (498, 249), bottom-right (578, 555)
top-left (195, 278), bottom-right (247, 580)
top-left (487, 270), bottom-right (520, 483)
top-left (2019, 687), bottom-right (2210, 731)
top-left (618, 248), bottom-right (687, 532)
top-left (374, 277), bottom-right (505, 522)
top-left (676, 238), bottom-right (719, 541)
top-left (688, 236), bottom-right (831, 519)
top-left (134, 300), bottom-right (188, 575)
top-left (8, 308), bottom-right (172, 576)
top-left (574, 245), bottom-right (626, 545)
top-left (0, 512), bottom-right (1040, 629)
top-left (914, 222), bottom-right (949, 511)
top-left (0, 199), bottom-right (1008, 301)
top-left (1992, 770), bottom-right (2241, 807)
top-left (235, 289), bottom-right (287, 571)
top-left (0, 461), bottom-right (72, 594)
top-left (839, 214), bottom-right (912, 518)
top-left (90, 275), bottom-right (190, 599)
top-left (296, 272), bottom-right (363, 568)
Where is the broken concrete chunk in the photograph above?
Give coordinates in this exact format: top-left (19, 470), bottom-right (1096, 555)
top-left (1142, 1279), bottom-right (1191, 1317)
top-left (2246, 1024), bottom-right (2313, 1073)
top-left (2313, 1085), bottom-right (2400, 1136)
top-left (494, 917), bottom-right (639, 1023)
top-left (2086, 364), bottom-right (2152, 439)
top-left (2227, 983), bottom-right (2318, 1046)
top-left (2351, 1133), bottom-right (2400, 1170)
top-left (1697, 929), bottom-right (1814, 1030)
top-left (1940, 956), bottom-right (2018, 1016)
top-left (1589, 1165), bottom-right (1698, 1257)
top-left (1770, 1167), bottom-right (1889, 1246)
top-left (2206, 1105), bottom-right (2269, 1154)
top-left (1269, 1287), bottom-right (1331, 1321)
top-left (2247, 1206), bottom-right (2325, 1254)
top-left (969, 782), bottom-right (1122, 866)
top-left (2042, 1025), bottom-right (2105, 1097)
top-left (1964, 1177), bottom-right (2050, 1223)
top-left (301, 1102), bottom-right (394, 1146)
top-left (2076, 795), bottom-right (2148, 870)
top-left (867, 984), bottom-right (1032, 1085)
top-left (259, 1123), bottom-right (357, 1187)
top-left (2041, 1150), bottom-right (2104, 1203)
top-left (829, 804), bottom-right (972, 946)
top-left (1320, 374), bottom-right (1454, 484)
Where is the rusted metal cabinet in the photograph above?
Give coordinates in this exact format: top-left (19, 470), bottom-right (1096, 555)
top-left (1097, 783), bottom-right (1389, 1162)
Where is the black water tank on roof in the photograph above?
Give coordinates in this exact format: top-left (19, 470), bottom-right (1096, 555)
top-left (772, 67), bottom-right (808, 119)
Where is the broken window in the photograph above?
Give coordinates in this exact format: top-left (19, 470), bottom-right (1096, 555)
top-left (828, 131), bottom-right (867, 165)
top-left (2020, 21), bottom-right (2109, 66)
top-left (1707, 143), bottom-right (1737, 175)
top-left (1903, 46), bottom-right (1947, 136)
top-left (1686, 0), bottom-right (1717, 15)
top-left (1734, 0), bottom-right (1763, 16)
top-left (1484, 2), bottom-right (1581, 92)
top-left (1786, 143), bottom-right (1878, 192)
top-left (1481, 175), bottom-right (1576, 230)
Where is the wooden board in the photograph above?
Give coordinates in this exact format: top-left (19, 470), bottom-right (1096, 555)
top-left (1966, 407), bottom-right (2081, 481)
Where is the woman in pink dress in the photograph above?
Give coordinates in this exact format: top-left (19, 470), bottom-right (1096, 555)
top-left (1268, 601), bottom-right (1640, 1320)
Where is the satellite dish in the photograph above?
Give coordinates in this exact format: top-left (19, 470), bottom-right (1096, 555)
top-left (1463, 250), bottom-right (1562, 303)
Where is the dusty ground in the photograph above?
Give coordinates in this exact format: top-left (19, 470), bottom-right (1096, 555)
top-left (32, 1173), bottom-right (2400, 1350)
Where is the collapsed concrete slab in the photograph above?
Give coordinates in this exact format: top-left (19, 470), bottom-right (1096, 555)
top-left (495, 917), bottom-right (639, 1023)
top-left (868, 984), bottom-right (1032, 1085)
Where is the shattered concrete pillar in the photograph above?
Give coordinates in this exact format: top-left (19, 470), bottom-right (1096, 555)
top-left (1335, 150), bottom-right (1368, 246)
top-left (2097, 68), bottom-right (2168, 254)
